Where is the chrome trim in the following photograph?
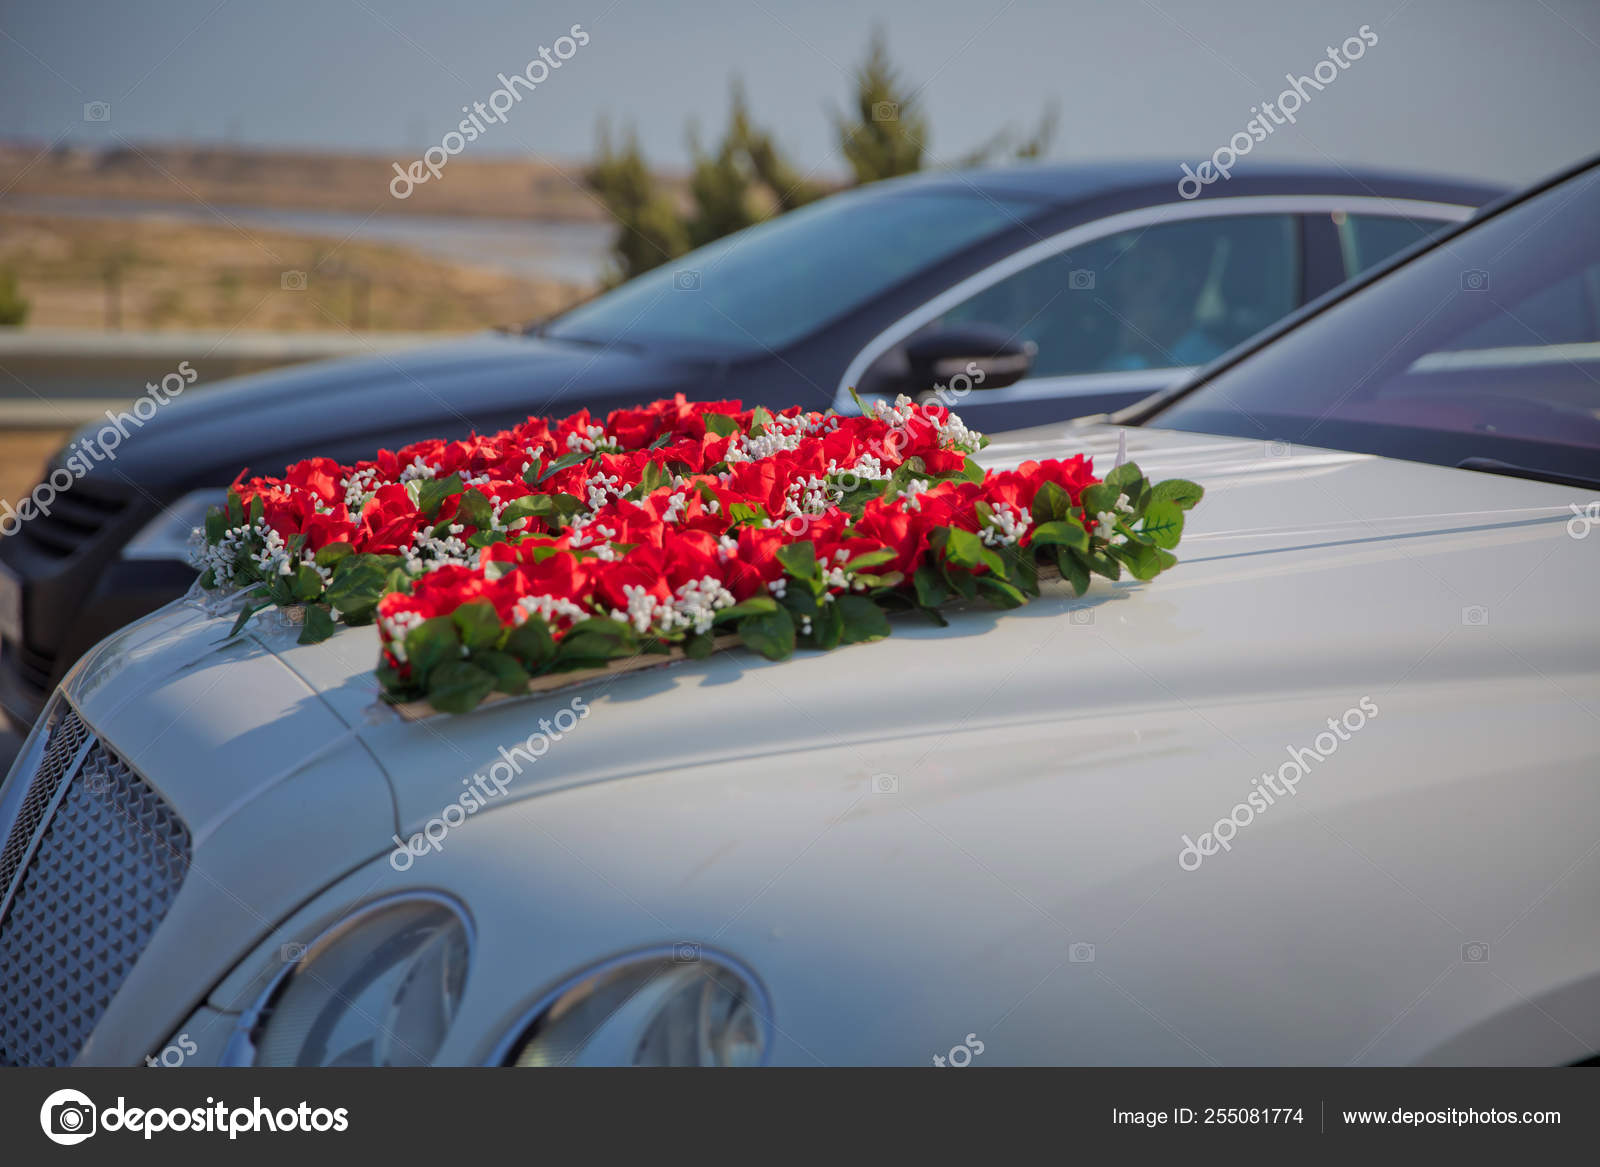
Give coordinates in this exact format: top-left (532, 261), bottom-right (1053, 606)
top-left (834, 194), bottom-right (1476, 414)
top-left (486, 944), bottom-right (775, 1067)
top-left (219, 890), bottom-right (475, 1067)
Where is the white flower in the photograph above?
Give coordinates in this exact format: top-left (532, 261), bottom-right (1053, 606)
top-left (981, 503), bottom-right (1032, 547)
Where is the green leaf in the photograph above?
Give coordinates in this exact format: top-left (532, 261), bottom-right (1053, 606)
top-left (978, 576), bottom-right (1027, 609)
top-left (1031, 480), bottom-right (1073, 524)
top-left (1140, 500), bottom-right (1185, 549)
top-left (812, 597), bottom-right (844, 649)
top-left (248, 494), bottom-right (264, 524)
top-left (749, 405), bottom-right (775, 436)
top-left (536, 450), bottom-right (592, 485)
top-left (627, 459), bottom-right (670, 500)
top-left (453, 488), bottom-right (496, 531)
top-left (943, 526), bottom-right (1005, 576)
top-left (452, 600), bottom-right (504, 651)
top-left (1104, 460), bottom-right (1144, 494)
top-left (776, 540), bottom-right (821, 583)
top-left (226, 489), bottom-right (245, 526)
top-left (473, 650), bottom-right (532, 694)
top-left (415, 472), bottom-right (464, 518)
top-left (1028, 519), bottom-right (1089, 552)
top-left (683, 631), bottom-right (717, 659)
top-left (226, 595), bottom-right (268, 639)
top-left (727, 501), bottom-right (766, 526)
top-left (314, 541), bottom-right (355, 570)
top-left (427, 660), bottom-right (497, 714)
top-left (836, 595), bottom-right (891, 644)
top-left (521, 454), bottom-right (543, 487)
top-left (1081, 483), bottom-right (1119, 517)
top-left (505, 615), bottom-right (556, 667)
top-left (703, 412), bottom-right (741, 438)
top-left (957, 456), bottom-right (985, 485)
top-left (1052, 546), bottom-right (1090, 596)
top-left (325, 554), bottom-right (395, 623)
top-left (942, 561), bottom-right (978, 599)
top-left (714, 595), bottom-right (779, 623)
top-left (554, 617), bottom-right (636, 667)
top-left (1079, 545), bottom-right (1122, 581)
top-left (290, 561), bottom-right (324, 602)
top-left (1151, 478), bottom-right (1205, 511)
top-left (298, 604), bottom-right (336, 645)
top-left (738, 607), bottom-right (795, 660)
top-left (204, 504), bottom-right (226, 543)
top-left (1111, 539), bottom-right (1163, 581)
top-left (843, 547), bottom-right (899, 572)
top-left (914, 563), bottom-right (952, 608)
top-left (405, 616), bottom-right (461, 677)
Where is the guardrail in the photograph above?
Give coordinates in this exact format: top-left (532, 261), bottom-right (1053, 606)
top-left (0, 327), bottom-right (444, 427)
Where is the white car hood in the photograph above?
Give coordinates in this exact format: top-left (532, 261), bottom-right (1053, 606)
top-left (67, 422), bottom-right (1586, 834)
top-left (52, 423), bottom-right (1599, 1065)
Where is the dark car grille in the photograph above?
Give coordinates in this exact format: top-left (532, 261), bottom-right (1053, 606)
top-left (18, 487), bottom-right (127, 559)
top-left (0, 703), bottom-right (191, 1066)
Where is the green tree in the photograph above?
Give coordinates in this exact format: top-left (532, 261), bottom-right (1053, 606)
top-left (584, 33), bottom-right (1058, 282)
top-left (829, 28), bottom-right (927, 184)
top-left (0, 267), bottom-right (28, 327)
top-left (683, 117), bottom-right (760, 249)
top-left (727, 79), bottom-right (823, 212)
top-left (586, 121), bottom-right (689, 284)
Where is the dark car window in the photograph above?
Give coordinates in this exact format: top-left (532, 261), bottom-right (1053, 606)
top-left (933, 215), bottom-right (1298, 378)
top-left (1336, 213), bottom-right (1438, 277)
top-left (1150, 166), bottom-right (1600, 481)
top-left (544, 187), bottom-right (1039, 354)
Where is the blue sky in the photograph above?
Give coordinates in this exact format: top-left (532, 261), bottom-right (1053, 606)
top-left (2, 0), bottom-right (1597, 185)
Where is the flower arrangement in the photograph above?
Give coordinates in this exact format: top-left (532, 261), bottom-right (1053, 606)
top-left (194, 394), bottom-right (1202, 713)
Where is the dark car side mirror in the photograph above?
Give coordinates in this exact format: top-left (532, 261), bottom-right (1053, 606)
top-left (900, 323), bottom-right (1035, 395)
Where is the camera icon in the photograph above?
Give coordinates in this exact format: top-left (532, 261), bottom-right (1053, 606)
top-left (1068, 608), bottom-right (1095, 626)
top-left (1460, 269), bottom-right (1490, 292)
top-left (1266, 440), bottom-right (1293, 458)
top-left (1461, 605), bottom-right (1489, 627)
top-left (1068, 942), bottom-right (1096, 963)
top-left (280, 942), bottom-right (307, 963)
top-left (1462, 941), bottom-right (1490, 963)
top-left (41, 1089), bottom-right (97, 1145)
top-left (83, 101), bottom-right (111, 123)
top-left (281, 270), bottom-right (308, 291)
top-left (673, 942), bottom-right (701, 963)
top-left (1068, 269), bottom-right (1096, 291)
top-left (872, 101), bottom-right (899, 122)
top-left (673, 269), bottom-right (701, 291)
top-left (871, 772), bottom-right (899, 794)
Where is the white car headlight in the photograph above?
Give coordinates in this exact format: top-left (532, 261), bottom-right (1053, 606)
top-left (224, 895), bottom-right (472, 1067)
top-left (122, 488), bottom-right (227, 561)
top-left (503, 949), bottom-right (770, 1067)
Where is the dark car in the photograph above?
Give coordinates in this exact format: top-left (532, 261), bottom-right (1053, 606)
top-left (0, 160), bottom-right (1501, 729)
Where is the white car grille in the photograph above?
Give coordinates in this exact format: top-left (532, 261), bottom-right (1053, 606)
top-left (0, 702), bottom-right (191, 1066)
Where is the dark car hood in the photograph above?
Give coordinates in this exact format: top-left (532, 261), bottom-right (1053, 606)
top-left (66, 332), bottom-right (712, 490)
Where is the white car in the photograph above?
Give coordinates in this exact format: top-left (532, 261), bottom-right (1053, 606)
top-left (2, 158), bottom-right (1598, 1068)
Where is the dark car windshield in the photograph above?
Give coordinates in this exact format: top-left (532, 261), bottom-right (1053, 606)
top-left (544, 186), bottom-right (1040, 353)
top-left (1149, 164), bottom-right (1600, 484)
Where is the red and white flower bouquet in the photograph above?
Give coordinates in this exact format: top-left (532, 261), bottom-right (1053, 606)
top-left (192, 394), bottom-right (1202, 713)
